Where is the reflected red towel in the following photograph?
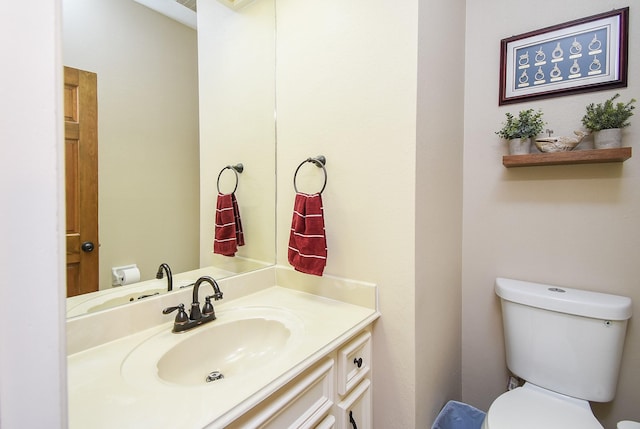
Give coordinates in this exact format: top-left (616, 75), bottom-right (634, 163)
top-left (288, 193), bottom-right (327, 276)
top-left (213, 193), bottom-right (244, 256)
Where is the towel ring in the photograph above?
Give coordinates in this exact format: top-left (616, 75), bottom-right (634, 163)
top-left (293, 155), bottom-right (327, 194)
top-left (216, 163), bottom-right (244, 194)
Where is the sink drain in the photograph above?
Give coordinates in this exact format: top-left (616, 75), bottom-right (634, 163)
top-left (205, 371), bottom-right (224, 383)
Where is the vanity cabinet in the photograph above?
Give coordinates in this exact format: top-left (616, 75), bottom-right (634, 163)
top-left (67, 277), bottom-right (380, 429)
top-left (227, 327), bottom-right (373, 429)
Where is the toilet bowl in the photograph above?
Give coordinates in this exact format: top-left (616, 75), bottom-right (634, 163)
top-left (482, 383), bottom-right (602, 429)
top-left (619, 421), bottom-right (640, 429)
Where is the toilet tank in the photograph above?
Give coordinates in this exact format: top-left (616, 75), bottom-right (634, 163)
top-left (495, 278), bottom-right (632, 402)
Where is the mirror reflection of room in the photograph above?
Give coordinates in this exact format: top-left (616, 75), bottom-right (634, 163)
top-left (63, 0), bottom-right (200, 294)
top-left (62, 0), bottom-right (276, 317)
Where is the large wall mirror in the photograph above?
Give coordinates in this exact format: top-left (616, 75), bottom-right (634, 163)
top-left (63, 0), bottom-right (276, 318)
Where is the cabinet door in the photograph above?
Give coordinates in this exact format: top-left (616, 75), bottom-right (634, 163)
top-left (337, 379), bottom-right (371, 429)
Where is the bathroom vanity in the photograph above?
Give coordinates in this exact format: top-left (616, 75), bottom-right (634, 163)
top-left (66, 267), bottom-right (379, 428)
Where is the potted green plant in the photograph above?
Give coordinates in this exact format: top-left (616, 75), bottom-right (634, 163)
top-left (496, 109), bottom-right (545, 155)
top-left (581, 93), bottom-right (636, 149)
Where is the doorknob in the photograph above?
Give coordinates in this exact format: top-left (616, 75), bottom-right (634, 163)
top-left (81, 241), bottom-right (95, 252)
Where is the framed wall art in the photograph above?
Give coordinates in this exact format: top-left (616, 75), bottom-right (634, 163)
top-left (499, 8), bottom-right (629, 105)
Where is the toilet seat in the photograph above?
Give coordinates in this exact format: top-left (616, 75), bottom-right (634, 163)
top-left (484, 383), bottom-right (603, 429)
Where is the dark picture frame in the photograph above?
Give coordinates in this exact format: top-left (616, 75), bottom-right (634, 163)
top-left (499, 8), bottom-right (629, 105)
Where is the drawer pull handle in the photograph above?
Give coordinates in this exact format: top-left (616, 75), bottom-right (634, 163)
top-left (353, 357), bottom-right (363, 368)
top-left (349, 410), bottom-right (358, 429)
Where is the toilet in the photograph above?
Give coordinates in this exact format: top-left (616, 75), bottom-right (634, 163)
top-left (483, 278), bottom-right (633, 429)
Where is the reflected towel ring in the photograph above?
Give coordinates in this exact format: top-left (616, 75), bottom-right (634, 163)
top-left (293, 155), bottom-right (327, 194)
top-left (216, 163), bottom-right (244, 194)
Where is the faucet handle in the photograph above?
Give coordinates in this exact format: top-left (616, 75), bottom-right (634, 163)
top-left (202, 296), bottom-right (216, 318)
top-left (162, 303), bottom-right (189, 324)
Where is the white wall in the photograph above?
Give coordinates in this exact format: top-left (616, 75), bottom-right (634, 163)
top-left (63, 0), bottom-right (200, 289)
top-left (0, 1), bottom-right (67, 427)
top-left (275, 1), bottom-right (417, 426)
top-left (197, 0), bottom-right (276, 271)
top-left (276, 0), bottom-right (463, 427)
top-left (462, 1), bottom-right (640, 427)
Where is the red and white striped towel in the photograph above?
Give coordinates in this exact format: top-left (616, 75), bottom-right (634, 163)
top-left (213, 192), bottom-right (245, 256)
top-left (288, 193), bottom-right (327, 276)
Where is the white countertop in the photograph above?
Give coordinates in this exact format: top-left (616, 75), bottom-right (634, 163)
top-left (67, 285), bottom-right (379, 428)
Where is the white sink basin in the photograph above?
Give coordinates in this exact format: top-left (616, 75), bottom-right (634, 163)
top-left (158, 318), bottom-right (291, 385)
top-left (121, 306), bottom-right (304, 388)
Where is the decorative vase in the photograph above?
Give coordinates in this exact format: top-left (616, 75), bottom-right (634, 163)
top-left (593, 128), bottom-right (622, 149)
top-left (508, 138), bottom-right (531, 155)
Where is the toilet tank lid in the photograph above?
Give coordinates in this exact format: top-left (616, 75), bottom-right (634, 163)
top-left (495, 278), bottom-right (632, 321)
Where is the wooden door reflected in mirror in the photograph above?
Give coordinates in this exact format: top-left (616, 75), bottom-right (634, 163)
top-left (64, 66), bottom-right (99, 297)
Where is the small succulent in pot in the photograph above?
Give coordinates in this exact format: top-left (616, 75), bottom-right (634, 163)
top-left (581, 93), bottom-right (636, 132)
top-left (496, 109), bottom-right (546, 154)
top-left (496, 109), bottom-right (546, 140)
top-left (581, 93), bottom-right (636, 149)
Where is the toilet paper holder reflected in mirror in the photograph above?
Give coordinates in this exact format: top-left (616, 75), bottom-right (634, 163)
top-left (111, 264), bottom-right (140, 286)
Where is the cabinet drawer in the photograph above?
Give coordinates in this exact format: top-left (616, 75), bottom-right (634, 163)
top-left (336, 379), bottom-right (371, 429)
top-left (228, 359), bottom-right (334, 429)
top-left (337, 331), bottom-right (371, 396)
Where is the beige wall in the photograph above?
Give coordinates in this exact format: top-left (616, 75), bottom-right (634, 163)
top-left (417, 0), bottom-right (466, 424)
top-left (197, 0), bottom-right (276, 271)
top-left (462, 1), bottom-right (640, 427)
top-left (276, 0), bottom-right (463, 427)
top-left (63, 0), bottom-right (200, 289)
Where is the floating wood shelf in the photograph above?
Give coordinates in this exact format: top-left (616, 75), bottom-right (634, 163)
top-left (503, 147), bottom-right (632, 168)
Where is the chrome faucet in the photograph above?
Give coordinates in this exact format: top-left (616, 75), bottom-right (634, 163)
top-left (156, 263), bottom-right (173, 292)
top-left (162, 276), bottom-right (223, 333)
